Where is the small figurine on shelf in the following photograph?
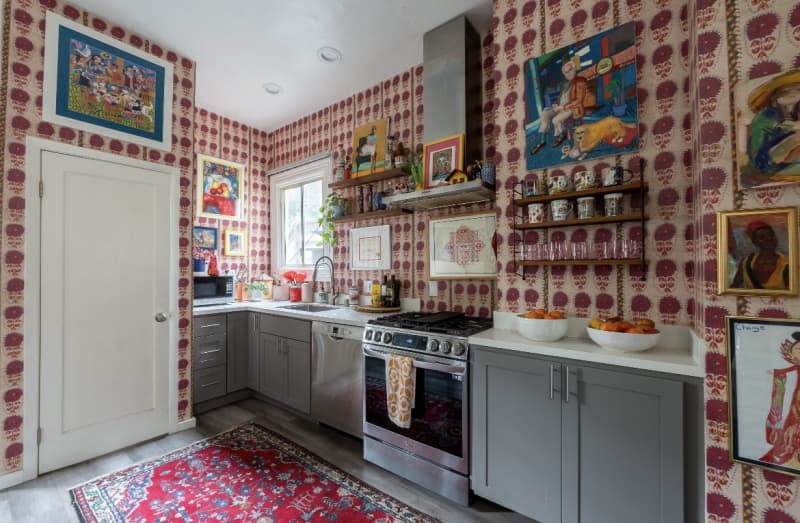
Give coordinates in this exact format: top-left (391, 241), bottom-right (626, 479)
top-left (335, 145), bottom-right (345, 182)
top-left (207, 252), bottom-right (219, 277)
top-left (344, 156), bottom-right (352, 180)
top-left (386, 134), bottom-right (395, 169)
top-left (394, 141), bottom-right (407, 168)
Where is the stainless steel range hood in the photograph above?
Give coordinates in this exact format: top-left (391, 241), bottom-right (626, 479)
top-left (423, 15), bottom-right (483, 165)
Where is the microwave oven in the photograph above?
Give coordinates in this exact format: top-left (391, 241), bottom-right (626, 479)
top-left (193, 275), bottom-right (234, 306)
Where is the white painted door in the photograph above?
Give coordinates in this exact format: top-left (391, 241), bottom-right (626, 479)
top-left (38, 151), bottom-right (173, 474)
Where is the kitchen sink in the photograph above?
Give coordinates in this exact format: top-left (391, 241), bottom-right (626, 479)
top-left (277, 304), bottom-right (339, 313)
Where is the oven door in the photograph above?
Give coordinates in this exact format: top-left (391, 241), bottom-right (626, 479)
top-left (363, 344), bottom-right (468, 474)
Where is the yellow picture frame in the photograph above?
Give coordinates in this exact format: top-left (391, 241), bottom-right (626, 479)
top-left (223, 229), bottom-right (247, 257)
top-left (350, 118), bottom-right (389, 177)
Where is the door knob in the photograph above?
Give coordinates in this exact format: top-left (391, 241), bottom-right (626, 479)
top-left (155, 313), bottom-right (167, 322)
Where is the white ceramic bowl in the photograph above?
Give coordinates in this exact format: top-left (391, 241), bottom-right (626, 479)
top-left (586, 326), bottom-right (661, 352)
top-left (516, 315), bottom-right (569, 342)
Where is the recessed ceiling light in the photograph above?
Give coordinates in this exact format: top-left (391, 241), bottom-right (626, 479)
top-left (262, 82), bottom-right (282, 95)
top-left (317, 46), bottom-right (342, 63)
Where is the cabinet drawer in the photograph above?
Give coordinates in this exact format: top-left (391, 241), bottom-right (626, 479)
top-left (193, 365), bottom-right (226, 403)
top-left (193, 332), bottom-right (227, 369)
top-left (194, 314), bottom-right (226, 336)
top-left (259, 314), bottom-right (310, 342)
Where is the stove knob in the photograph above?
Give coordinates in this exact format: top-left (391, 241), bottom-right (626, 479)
top-left (453, 343), bottom-right (466, 356)
top-left (441, 340), bottom-right (452, 354)
top-left (382, 332), bottom-right (393, 344)
top-left (429, 339), bottom-right (440, 352)
top-left (364, 330), bottom-right (373, 341)
top-left (373, 331), bottom-right (382, 343)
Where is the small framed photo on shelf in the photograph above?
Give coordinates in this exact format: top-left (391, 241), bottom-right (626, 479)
top-left (193, 226), bottom-right (218, 251)
top-left (428, 211), bottom-right (496, 280)
top-left (350, 225), bottom-right (391, 271)
top-left (424, 134), bottom-right (464, 188)
top-left (726, 316), bottom-right (800, 477)
top-left (716, 207), bottom-right (797, 296)
top-left (223, 229), bottom-right (247, 257)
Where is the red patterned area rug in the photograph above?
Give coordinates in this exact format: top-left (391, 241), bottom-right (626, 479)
top-left (70, 423), bottom-right (439, 522)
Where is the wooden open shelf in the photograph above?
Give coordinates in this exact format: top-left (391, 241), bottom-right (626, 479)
top-left (512, 214), bottom-right (648, 230)
top-left (328, 168), bottom-right (407, 189)
top-left (516, 258), bottom-right (645, 267)
top-left (331, 208), bottom-right (411, 223)
top-left (513, 181), bottom-right (647, 206)
top-left (382, 179), bottom-right (495, 211)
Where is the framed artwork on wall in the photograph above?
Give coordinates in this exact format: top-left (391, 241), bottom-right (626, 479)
top-left (734, 69), bottom-right (800, 189)
top-left (727, 316), bottom-right (800, 477)
top-left (223, 229), bottom-right (247, 257)
top-left (193, 226), bottom-right (218, 251)
top-left (523, 21), bottom-right (639, 170)
top-left (42, 11), bottom-right (174, 150)
top-left (423, 134), bottom-right (464, 188)
top-left (349, 225), bottom-right (391, 271)
top-left (351, 119), bottom-right (389, 177)
top-left (196, 154), bottom-right (245, 220)
top-left (427, 211), bottom-right (497, 280)
top-left (716, 207), bottom-right (797, 296)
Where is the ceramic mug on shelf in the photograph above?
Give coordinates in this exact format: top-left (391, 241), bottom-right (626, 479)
top-left (576, 196), bottom-right (596, 219)
top-left (547, 172), bottom-right (572, 194)
top-left (551, 199), bottom-right (572, 221)
top-left (574, 170), bottom-right (599, 191)
top-left (603, 193), bottom-right (624, 217)
top-left (602, 166), bottom-right (634, 187)
top-left (527, 203), bottom-right (547, 223)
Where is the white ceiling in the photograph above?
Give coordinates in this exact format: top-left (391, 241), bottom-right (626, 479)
top-left (71, 0), bottom-right (492, 131)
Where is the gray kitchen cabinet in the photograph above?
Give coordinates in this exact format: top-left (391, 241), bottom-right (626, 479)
top-left (258, 332), bottom-right (286, 401)
top-left (284, 337), bottom-right (311, 413)
top-left (471, 346), bottom-right (685, 523)
top-left (226, 312), bottom-right (249, 393)
top-left (254, 314), bottom-right (311, 414)
top-left (472, 349), bottom-right (563, 523)
top-left (192, 314), bottom-right (228, 404)
top-left (247, 312), bottom-right (259, 390)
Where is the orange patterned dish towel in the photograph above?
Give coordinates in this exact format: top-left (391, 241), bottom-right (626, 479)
top-left (386, 354), bottom-right (416, 428)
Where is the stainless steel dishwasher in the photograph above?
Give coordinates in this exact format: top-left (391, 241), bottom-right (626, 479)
top-left (311, 321), bottom-right (364, 438)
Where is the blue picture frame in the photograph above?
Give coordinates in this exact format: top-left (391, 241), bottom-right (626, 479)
top-left (43, 11), bottom-right (174, 150)
top-left (193, 226), bottom-right (218, 252)
top-left (524, 22), bottom-right (639, 170)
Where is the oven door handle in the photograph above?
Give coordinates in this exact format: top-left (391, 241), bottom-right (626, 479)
top-left (363, 346), bottom-right (466, 375)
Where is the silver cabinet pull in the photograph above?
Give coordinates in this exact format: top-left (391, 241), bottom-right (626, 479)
top-left (199, 348), bottom-right (222, 355)
top-left (565, 365), bottom-right (570, 403)
top-left (200, 323), bottom-right (222, 329)
top-left (549, 364), bottom-right (555, 400)
top-left (155, 312), bottom-right (167, 322)
top-left (200, 381), bottom-right (221, 388)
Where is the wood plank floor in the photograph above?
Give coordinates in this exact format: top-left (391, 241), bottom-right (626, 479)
top-left (0, 399), bottom-right (533, 522)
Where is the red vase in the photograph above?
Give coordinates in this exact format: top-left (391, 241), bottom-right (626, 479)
top-left (207, 253), bottom-right (219, 277)
top-left (289, 286), bottom-right (302, 302)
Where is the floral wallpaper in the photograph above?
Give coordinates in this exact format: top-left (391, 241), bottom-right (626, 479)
top-left (0, 0), bottom-right (196, 475)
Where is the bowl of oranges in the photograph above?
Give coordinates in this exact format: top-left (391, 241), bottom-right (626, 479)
top-left (516, 309), bottom-right (569, 342)
top-left (586, 317), bottom-right (660, 352)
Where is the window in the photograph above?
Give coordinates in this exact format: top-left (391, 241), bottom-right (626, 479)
top-left (270, 157), bottom-right (330, 272)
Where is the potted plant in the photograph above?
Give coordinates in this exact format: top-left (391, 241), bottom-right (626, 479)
top-left (405, 152), bottom-right (424, 191)
top-left (245, 282), bottom-right (266, 301)
top-left (318, 192), bottom-right (347, 247)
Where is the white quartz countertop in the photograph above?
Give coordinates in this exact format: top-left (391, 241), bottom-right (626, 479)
top-left (193, 300), bottom-right (392, 327)
top-left (469, 313), bottom-right (704, 378)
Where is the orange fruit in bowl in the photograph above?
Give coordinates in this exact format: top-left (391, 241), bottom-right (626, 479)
top-left (546, 310), bottom-right (564, 319)
top-left (625, 326), bottom-right (645, 334)
top-left (643, 327), bottom-right (660, 334)
top-left (600, 322), bottom-right (619, 332)
top-left (588, 318), bottom-right (603, 330)
top-left (524, 310), bottom-right (537, 319)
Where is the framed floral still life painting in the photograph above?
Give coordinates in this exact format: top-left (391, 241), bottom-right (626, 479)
top-left (727, 316), bottom-right (800, 476)
top-left (42, 11), bottom-right (174, 150)
top-left (424, 134), bottom-right (464, 188)
top-left (717, 207), bottom-right (798, 297)
top-left (428, 211), bottom-right (496, 280)
top-left (196, 155), bottom-right (245, 220)
top-left (223, 229), bottom-right (246, 257)
top-left (193, 226), bottom-right (217, 251)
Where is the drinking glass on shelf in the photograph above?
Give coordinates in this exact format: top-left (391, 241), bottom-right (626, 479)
top-left (571, 241), bottom-right (589, 260)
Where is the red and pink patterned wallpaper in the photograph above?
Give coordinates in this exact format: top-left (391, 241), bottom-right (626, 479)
top-left (695, 0), bottom-right (800, 520)
top-left (193, 109), bottom-right (271, 278)
top-left (0, 0), bottom-right (196, 475)
top-left (267, 62), bottom-right (494, 318)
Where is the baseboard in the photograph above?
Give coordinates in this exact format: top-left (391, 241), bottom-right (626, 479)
top-left (172, 417), bottom-right (197, 433)
top-left (0, 468), bottom-right (35, 491)
top-left (192, 389), bottom-right (253, 415)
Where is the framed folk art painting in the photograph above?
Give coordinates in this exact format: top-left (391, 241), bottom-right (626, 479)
top-left (193, 226), bottom-right (218, 251)
top-left (351, 119), bottom-right (389, 177)
top-left (196, 155), bottom-right (245, 220)
top-left (423, 134), bottom-right (464, 188)
top-left (42, 11), bottom-right (174, 150)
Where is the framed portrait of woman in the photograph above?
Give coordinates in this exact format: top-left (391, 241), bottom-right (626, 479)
top-left (727, 316), bottom-right (800, 476)
top-left (716, 207), bottom-right (798, 296)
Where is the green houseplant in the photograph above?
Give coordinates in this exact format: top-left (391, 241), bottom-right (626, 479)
top-left (318, 192), bottom-right (347, 246)
top-left (245, 282), bottom-right (267, 301)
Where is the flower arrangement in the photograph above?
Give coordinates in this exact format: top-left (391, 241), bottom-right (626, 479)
top-left (282, 271), bottom-right (307, 287)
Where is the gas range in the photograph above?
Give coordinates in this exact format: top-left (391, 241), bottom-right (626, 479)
top-left (363, 311), bottom-right (493, 361)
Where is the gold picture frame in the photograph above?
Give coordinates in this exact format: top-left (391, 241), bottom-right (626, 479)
top-left (427, 210), bottom-right (497, 280)
top-left (716, 207), bottom-right (798, 296)
top-left (423, 133), bottom-right (464, 189)
top-left (223, 229), bottom-right (247, 257)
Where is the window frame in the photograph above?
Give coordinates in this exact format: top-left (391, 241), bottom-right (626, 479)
top-left (270, 157), bottom-right (331, 275)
